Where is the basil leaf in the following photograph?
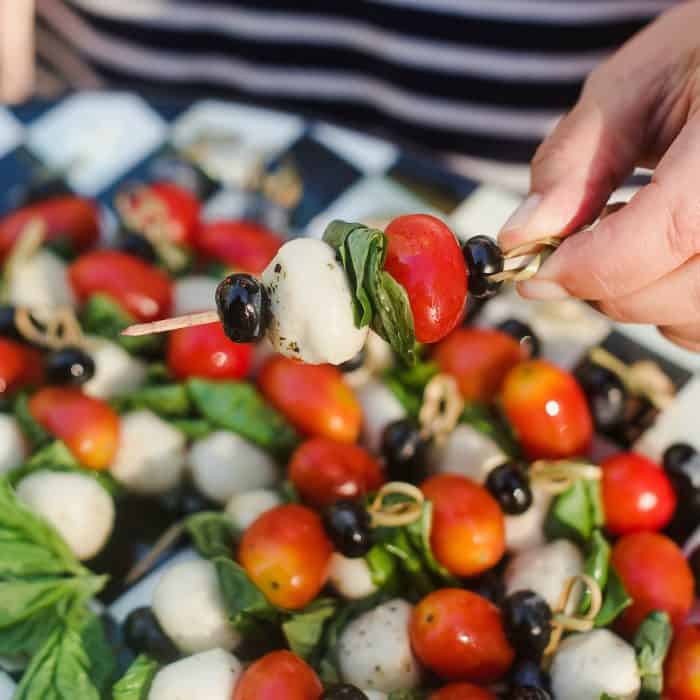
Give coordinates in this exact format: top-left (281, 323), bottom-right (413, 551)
top-left (78, 610), bottom-right (118, 694)
top-left (13, 393), bottom-right (51, 450)
top-left (112, 655), bottom-right (159, 700)
top-left (594, 566), bottom-right (632, 627)
top-left (0, 604), bottom-right (60, 657)
top-left (634, 611), bottom-right (672, 699)
top-left (383, 360), bottom-right (439, 417)
top-left (168, 418), bottom-right (213, 440)
top-left (545, 479), bottom-right (604, 544)
top-left (579, 529), bottom-right (610, 615)
top-left (185, 512), bottom-right (235, 560)
top-left (144, 363), bottom-right (173, 385)
top-left (278, 481), bottom-right (301, 504)
top-left (461, 402), bottom-right (521, 457)
top-left (111, 384), bottom-right (192, 418)
top-left (366, 543), bottom-right (399, 588)
top-left (282, 598), bottom-right (337, 661)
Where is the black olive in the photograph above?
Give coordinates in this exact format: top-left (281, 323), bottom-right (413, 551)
top-left (497, 318), bottom-right (541, 358)
top-left (15, 176), bottom-right (73, 208)
top-left (509, 659), bottom-right (551, 692)
top-left (689, 547), bottom-right (700, 595)
top-left (320, 684), bottom-right (369, 700)
top-left (123, 606), bottom-right (180, 664)
top-left (507, 688), bottom-right (552, 700)
top-left (339, 348), bottom-right (366, 373)
top-left (463, 235), bottom-right (504, 299)
top-left (501, 590), bottom-right (553, 661)
top-left (574, 359), bottom-right (628, 430)
top-left (380, 418), bottom-right (431, 485)
top-left (161, 478), bottom-right (219, 518)
top-left (486, 462), bottom-right (532, 515)
top-left (215, 273), bottom-right (271, 343)
top-left (118, 231), bottom-right (158, 264)
top-left (45, 346), bottom-right (95, 386)
top-left (322, 500), bottom-right (372, 558)
top-left (467, 569), bottom-right (506, 605)
top-left (0, 305), bottom-right (20, 340)
top-left (663, 443), bottom-right (700, 482)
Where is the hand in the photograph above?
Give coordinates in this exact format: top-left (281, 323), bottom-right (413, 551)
top-left (498, 1), bottom-right (700, 352)
top-left (0, 0), bottom-right (35, 103)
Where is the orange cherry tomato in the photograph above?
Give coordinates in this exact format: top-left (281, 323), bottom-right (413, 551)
top-left (430, 683), bottom-right (498, 700)
top-left (611, 532), bottom-right (693, 637)
top-left (0, 196), bottom-right (100, 261)
top-left (601, 452), bottom-right (676, 535)
top-left (0, 339), bottom-right (43, 396)
top-left (69, 250), bottom-right (173, 322)
top-left (410, 588), bottom-right (514, 683)
top-left (501, 359), bottom-right (593, 460)
top-left (234, 650), bottom-right (323, 700)
top-left (166, 323), bottom-right (252, 381)
top-left (665, 625), bottom-right (700, 700)
top-left (195, 220), bottom-right (284, 275)
top-left (257, 355), bottom-right (361, 443)
top-left (384, 214), bottom-right (467, 344)
top-left (28, 387), bottom-right (119, 470)
top-left (421, 474), bottom-right (505, 577)
top-left (432, 327), bottom-right (523, 401)
top-left (288, 437), bottom-right (385, 508)
top-left (238, 504), bottom-right (333, 610)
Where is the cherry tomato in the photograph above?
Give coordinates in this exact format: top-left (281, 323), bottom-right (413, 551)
top-left (430, 683), bottom-right (498, 700)
top-left (69, 250), bottom-right (173, 322)
top-left (501, 359), bottom-right (593, 460)
top-left (234, 650), bottom-right (323, 700)
top-left (166, 323), bottom-right (252, 381)
top-left (611, 532), bottom-right (693, 636)
top-left (258, 356), bottom-right (361, 443)
top-left (601, 452), bottom-right (676, 535)
top-left (195, 220), bottom-right (284, 275)
top-left (0, 339), bottom-right (43, 395)
top-left (288, 437), bottom-right (385, 508)
top-left (410, 588), bottom-right (514, 683)
top-left (383, 214), bottom-right (467, 344)
top-left (148, 182), bottom-right (200, 245)
top-left (0, 196), bottom-right (99, 261)
top-left (421, 474), bottom-right (505, 577)
top-left (665, 625), bottom-right (700, 700)
top-left (238, 504), bottom-right (333, 609)
top-left (29, 387), bottom-right (119, 470)
top-left (433, 327), bottom-right (523, 401)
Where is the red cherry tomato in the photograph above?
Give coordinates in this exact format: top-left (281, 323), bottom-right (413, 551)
top-left (421, 474), bottom-right (505, 577)
top-left (166, 323), bottom-right (252, 381)
top-left (665, 625), bottom-right (700, 700)
top-left (383, 214), bottom-right (467, 344)
top-left (0, 196), bottom-right (99, 261)
top-left (258, 355), bottom-right (361, 443)
top-left (601, 452), bottom-right (676, 535)
top-left (430, 683), bottom-right (498, 700)
top-left (69, 250), bottom-right (173, 322)
top-left (611, 532), bottom-right (693, 637)
top-left (238, 504), bottom-right (333, 610)
top-left (0, 339), bottom-right (43, 395)
top-left (149, 182), bottom-right (200, 246)
top-left (288, 437), bottom-right (385, 508)
top-left (29, 387), bottom-right (120, 470)
top-left (234, 650), bottom-right (323, 700)
top-left (195, 220), bottom-right (284, 275)
top-left (501, 359), bottom-right (593, 460)
top-left (433, 327), bottom-right (523, 401)
top-left (410, 588), bottom-right (514, 683)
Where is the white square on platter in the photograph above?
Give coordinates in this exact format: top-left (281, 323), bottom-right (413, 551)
top-left (451, 185), bottom-right (522, 241)
top-left (0, 108), bottom-right (23, 159)
top-left (312, 123), bottom-right (398, 175)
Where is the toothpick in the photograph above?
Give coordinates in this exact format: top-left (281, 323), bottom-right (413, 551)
top-left (121, 310), bottom-right (219, 337)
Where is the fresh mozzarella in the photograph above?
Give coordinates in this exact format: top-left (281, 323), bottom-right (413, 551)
top-left (550, 629), bottom-right (641, 700)
top-left (0, 671), bottom-right (15, 700)
top-left (225, 489), bottom-right (282, 531)
top-left (338, 599), bottom-right (421, 692)
top-left (356, 380), bottom-right (406, 453)
top-left (262, 238), bottom-right (368, 365)
top-left (16, 470), bottom-right (114, 561)
top-left (152, 558), bottom-right (240, 654)
top-left (110, 410), bottom-right (187, 495)
top-left (504, 539), bottom-right (584, 609)
top-left (363, 692), bottom-right (388, 700)
top-left (0, 414), bottom-right (26, 475)
top-left (188, 431), bottom-right (278, 505)
top-left (8, 249), bottom-right (75, 309)
top-left (504, 484), bottom-right (553, 553)
top-left (148, 648), bottom-right (242, 700)
top-left (173, 276), bottom-right (218, 315)
top-left (432, 424), bottom-right (506, 483)
top-left (328, 552), bottom-right (378, 600)
top-left (83, 336), bottom-right (147, 400)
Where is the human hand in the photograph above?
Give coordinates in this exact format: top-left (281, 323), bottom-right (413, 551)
top-left (498, 1), bottom-right (700, 352)
top-left (0, 0), bottom-right (34, 103)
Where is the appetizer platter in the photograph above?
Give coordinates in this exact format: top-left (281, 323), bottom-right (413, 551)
top-left (0, 93), bottom-right (699, 700)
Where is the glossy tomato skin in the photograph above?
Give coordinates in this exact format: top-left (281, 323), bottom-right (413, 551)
top-left (196, 220), bottom-right (284, 275)
top-left (665, 625), bottom-right (700, 700)
top-left (238, 504), bottom-right (333, 609)
top-left (0, 339), bottom-right (43, 395)
top-left (29, 387), bottom-right (119, 470)
top-left (611, 532), bottom-right (693, 636)
top-left (601, 452), bottom-right (676, 535)
top-left (69, 250), bottom-right (173, 322)
top-left (148, 182), bottom-right (201, 246)
top-left (383, 214), bottom-right (468, 344)
top-left (433, 327), bottom-right (523, 401)
top-left (289, 437), bottom-right (385, 508)
top-left (166, 323), bottom-right (252, 381)
top-left (411, 588), bottom-right (514, 683)
top-left (421, 474), bottom-right (505, 577)
top-left (430, 683), bottom-right (498, 700)
top-left (258, 356), bottom-right (361, 443)
top-left (234, 650), bottom-right (323, 700)
top-left (501, 359), bottom-right (593, 460)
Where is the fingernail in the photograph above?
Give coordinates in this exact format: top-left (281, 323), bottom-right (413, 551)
top-left (499, 194), bottom-right (542, 238)
top-left (517, 279), bottom-right (570, 300)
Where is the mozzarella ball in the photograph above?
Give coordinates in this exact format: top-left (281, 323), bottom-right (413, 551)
top-left (551, 629), bottom-right (641, 700)
top-left (338, 599), bottom-right (421, 692)
top-left (188, 431), bottom-right (278, 505)
top-left (148, 648), bottom-right (242, 700)
top-left (173, 276), bottom-right (218, 315)
top-left (504, 539), bottom-right (584, 609)
top-left (356, 380), bottom-right (406, 453)
top-left (262, 238), bottom-right (368, 365)
top-left (328, 552), bottom-right (379, 600)
top-left (225, 489), bottom-right (282, 531)
top-left (83, 336), bottom-right (146, 400)
top-left (505, 484), bottom-right (553, 553)
top-left (8, 249), bottom-right (75, 309)
top-left (0, 671), bottom-right (15, 700)
top-left (0, 414), bottom-right (26, 475)
top-left (16, 470), bottom-right (114, 560)
top-left (153, 558), bottom-right (240, 654)
top-left (432, 424), bottom-right (506, 483)
top-left (363, 692), bottom-right (388, 700)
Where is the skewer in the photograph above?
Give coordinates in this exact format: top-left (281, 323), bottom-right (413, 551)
top-left (121, 309), bottom-right (219, 337)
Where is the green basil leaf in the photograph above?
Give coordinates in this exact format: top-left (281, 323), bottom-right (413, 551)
top-left (111, 384), bottom-right (192, 418)
top-left (112, 655), bottom-right (159, 700)
top-left (383, 360), bottom-right (439, 417)
top-left (13, 393), bottom-right (51, 450)
top-left (634, 611), bottom-right (672, 699)
top-left (595, 566), bottom-right (632, 627)
top-left (366, 543), bottom-right (399, 588)
top-left (545, 479), bottom-right (604, 544)
top-left (185, 512), bottom-right (235, 560)
top-left (579, 529), bottom-right (610, 615)
top-left (600, 695), bottom-right (621, 700)
top-left (78, 610), bottom-right (118, 694)
top-left (282, 598), bottom-right (337, 661)
top-left (278, 481), bottom-right (301, 504)
top-left (143, 363), bottom-right (173, 385)
top-left (168, 418), bottom-right (213, 440)
top-left (461, 402), bottom-right (521, 457)
top-left (0, 604), bottom-right (61, 658)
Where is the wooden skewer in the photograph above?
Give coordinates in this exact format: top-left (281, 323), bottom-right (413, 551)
top-left (121, 310), bottom-right (220, 337)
